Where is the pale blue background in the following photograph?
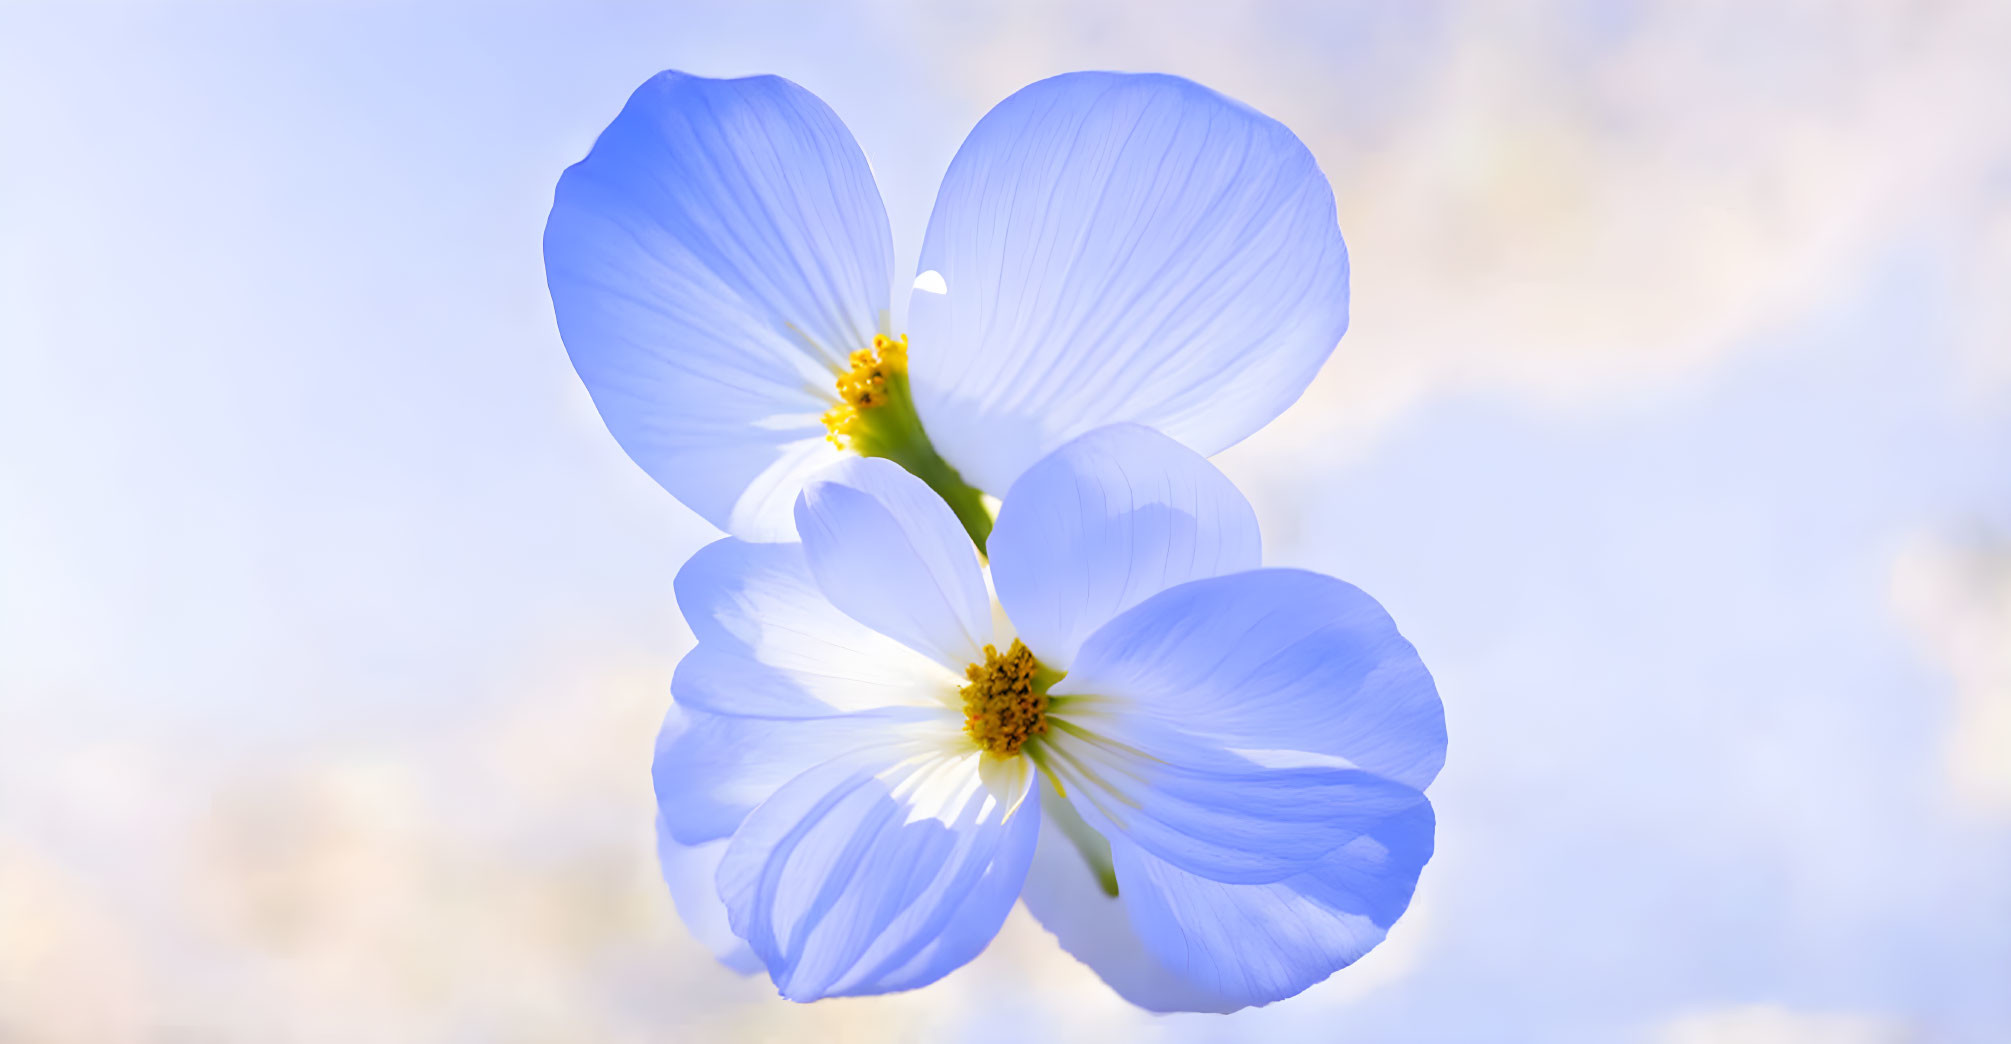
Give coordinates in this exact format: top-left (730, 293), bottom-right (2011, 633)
top-left (3, 2), bottom-right (2008, 1041)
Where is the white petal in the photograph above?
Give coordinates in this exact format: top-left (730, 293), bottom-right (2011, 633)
top-left (654, 700), bottom-right (936, 845)
top-left (795, 457), bottom-right (994, 671)
top-left (545, 71), bottom-right (891, 540)
top-left (988, 424), bottom-right (1259, 668)
top-left (674, 538), bottom-right (958, 717)
top-left (909, 72), bottom-right (1350, 495)
top-left (663, 537), bottom-right (965, 845)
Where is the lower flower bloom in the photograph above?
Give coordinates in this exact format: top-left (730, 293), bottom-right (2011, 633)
top-left (653, 424), bottom-right (1445, 1012)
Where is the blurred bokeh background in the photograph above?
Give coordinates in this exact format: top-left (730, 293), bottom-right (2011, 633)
top-left (3, 1), bottom-right (2008, 1040)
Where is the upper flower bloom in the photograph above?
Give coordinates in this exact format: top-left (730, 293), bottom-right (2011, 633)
top-left (653, 425), bottom-right (1443, 1012)
top-left (545, 70), bottom-right (1350, 544)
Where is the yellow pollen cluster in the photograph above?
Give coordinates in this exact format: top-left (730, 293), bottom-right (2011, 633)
top-left (821, 333), bottom-right (908, 447)
top-left (961, 639), bottom-right (1047, 757)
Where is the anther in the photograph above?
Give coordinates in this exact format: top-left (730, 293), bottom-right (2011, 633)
top-left (960, 639), bottom-right (1048, 757)
top-left (821, 334), bottom-right (908, 448)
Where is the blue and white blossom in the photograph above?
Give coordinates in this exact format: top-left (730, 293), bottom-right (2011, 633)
top-left (654, 425), bottom-right (1443, 1012)
top-left (545, 70), bottom-right (1350, 544)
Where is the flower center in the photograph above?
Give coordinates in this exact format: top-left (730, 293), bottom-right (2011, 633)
top-left (814, 332), bottom-right (994, 554)
top-left (821, 334), bottom-right (908, 448)
top-left (961, 639), bottom-right (1049, 756)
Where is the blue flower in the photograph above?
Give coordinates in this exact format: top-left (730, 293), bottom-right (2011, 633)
top-left (545, 70), bottom-right (1349, 545)
top-left (655, 424), bottom-right (1443, 1012)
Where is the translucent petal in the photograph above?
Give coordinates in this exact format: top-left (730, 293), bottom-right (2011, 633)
top-left (1022, 788), bottom-right (1434, 1013)
top-left (653, 700), bottom-right (936, 846)
top-left (1017, 781), bottom-right (1243, 1012)
top-left (988, 424), bottom-right (1259, 669)
top-left (1060, 568), bottom-right (1445, 791)
top-left (795, 457), bottom-right (993, 671)
top-left (718, 739), bottom-right (1040, 999)
top-left (1036, 716), bottom-right (1424, 884)
top-left (545, 71), bottom-right (892, 540)
top-left (673, 538), bottom-right (958, 718)
top-left (1032, 567), bottom-right (1440, 883)
top-left (909, 72), bottom-right (1350, 495)
top-left (664, 538), bottom-right (965, 844)
top-left (655, 818), bottom-right (761, 975)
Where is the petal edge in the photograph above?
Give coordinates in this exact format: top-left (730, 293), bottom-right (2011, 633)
top-left (910, 71), bottom-right (1350, 496)
top-left (545, 71), bottom-right (893, 539)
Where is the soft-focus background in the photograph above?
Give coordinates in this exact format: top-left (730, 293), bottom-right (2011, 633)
top-left (3, 1), bottom-right (2008, 1041)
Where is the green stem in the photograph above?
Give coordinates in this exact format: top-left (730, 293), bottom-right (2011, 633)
top-left (850, 368), bottom-right (993, 553)
top-left (846, 357), bottom-right (1104, 889)
top-left (1035, 768), bottom-right (1120, 898)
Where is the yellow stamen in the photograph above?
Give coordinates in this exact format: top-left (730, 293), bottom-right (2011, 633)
top-left (961, 639), bottom-right (1048, 757)
top-left (821, 333), bottom-right (908, 448)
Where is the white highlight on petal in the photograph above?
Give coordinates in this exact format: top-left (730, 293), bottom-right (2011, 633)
top-left (1228, 748), bottom-right (1362, 771)
top-left (717, 741), bottom-right (1040, 1000)
top-left (888, 746), bottom-right (989, 826)
top-left (913, 269), bottom-right (948, 294)
top-left (977, 751), bottom-right (1035, 818)
top-left (673, 539), bottom-right (961, 718)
